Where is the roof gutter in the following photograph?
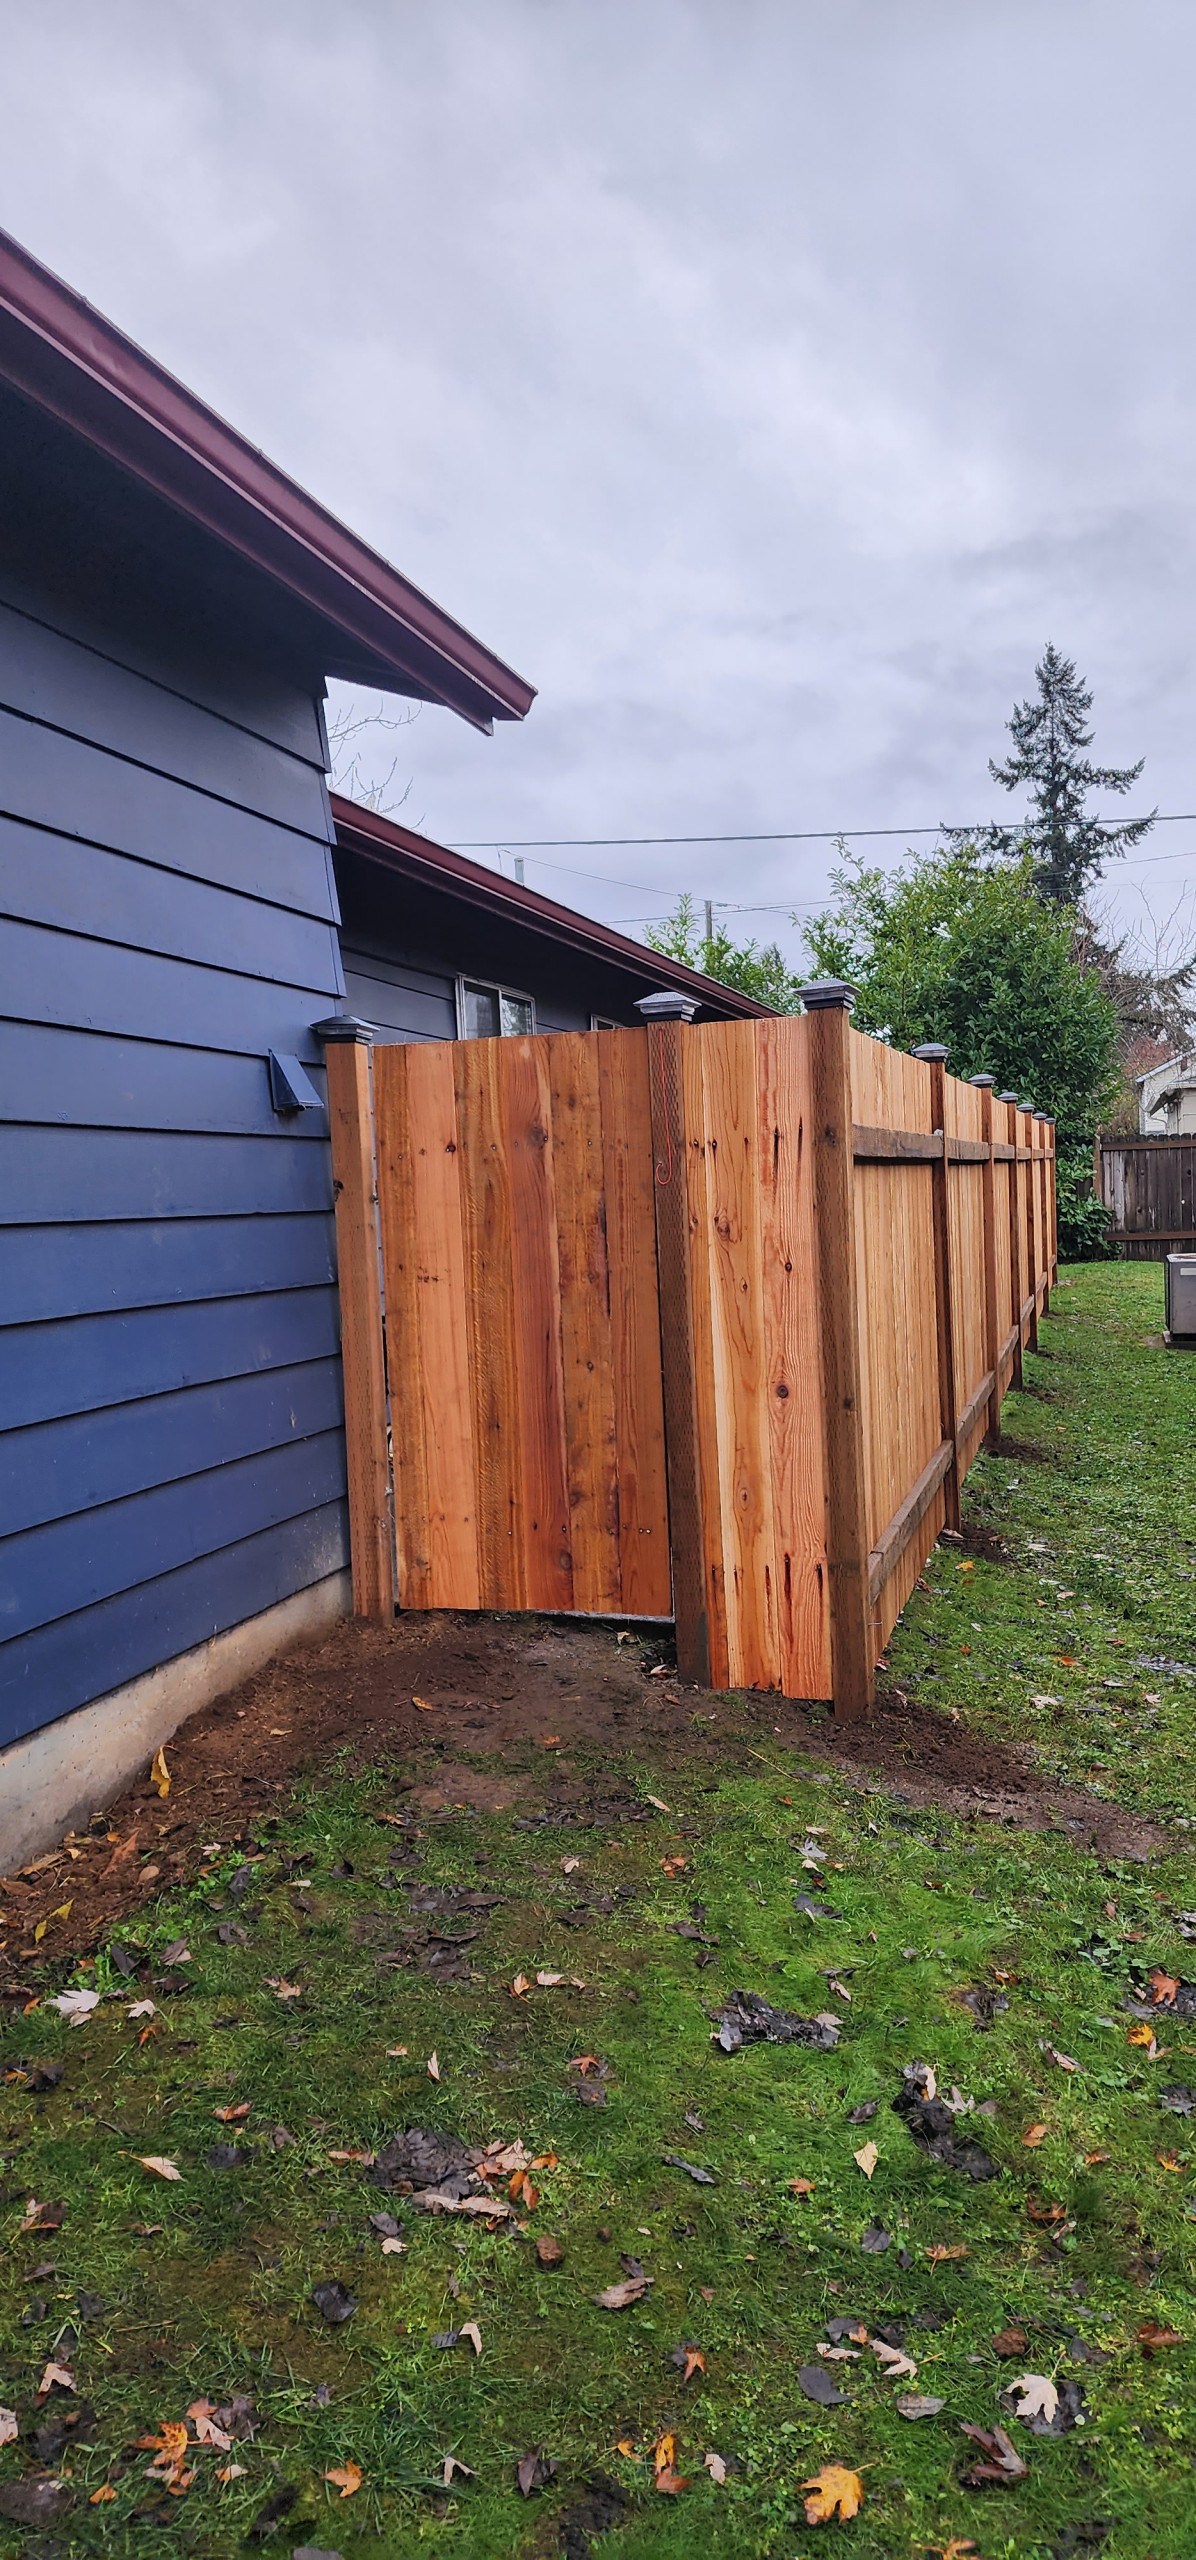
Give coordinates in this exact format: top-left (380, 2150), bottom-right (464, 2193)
top-left (0, 227), bottom-right (535, 734)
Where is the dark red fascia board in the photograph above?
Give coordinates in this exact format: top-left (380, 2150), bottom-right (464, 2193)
top-left (330, 795), bottom-right (772, 1018)
top-left (0, 226), bottom-right (535, 735)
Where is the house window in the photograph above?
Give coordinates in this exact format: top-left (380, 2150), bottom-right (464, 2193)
top-left (590, 1014), bottom-right (621, 1031)
top-left (458, 978), bottom-right (535, 1039)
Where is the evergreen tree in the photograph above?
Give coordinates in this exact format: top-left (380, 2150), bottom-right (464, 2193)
top-left (948, 643), bottom-right (1154, 906)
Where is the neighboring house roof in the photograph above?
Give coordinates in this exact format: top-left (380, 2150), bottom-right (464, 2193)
top-left (1135, 1047), bottom-right (1196, 1093)
top-left (331, 795), bottom-right (775, 1018)
top-left (0, 224), bottom-right (535, 733)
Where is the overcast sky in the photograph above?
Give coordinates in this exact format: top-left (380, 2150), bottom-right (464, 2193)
top-left (3, 0), bottom-right (1194, 969)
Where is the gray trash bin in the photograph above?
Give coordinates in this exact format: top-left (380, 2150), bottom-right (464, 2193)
top-left (1164, 1252), bottom-right (1196, 1344)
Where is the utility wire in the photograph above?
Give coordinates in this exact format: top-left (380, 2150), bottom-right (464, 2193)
top-left (457, 813), bottom-right (1196, 852)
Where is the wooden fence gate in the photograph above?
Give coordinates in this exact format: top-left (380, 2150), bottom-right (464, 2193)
top-left (325, 992), bottom-right (1056, 1718)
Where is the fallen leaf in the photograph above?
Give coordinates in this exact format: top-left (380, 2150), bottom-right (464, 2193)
top-left (381, 2237), bottom-right (406, 2255)
top-left (872, 2338), bottom-right (918, 2381)
top-left (959, 2419), bottom-right (1027, 2483)
top-left (36, 2361), bottom-right (74, 2400)
top-left (853, 2140), bottom-right (879, 2178)
top-left (460, 2321), bottom-right (483, 2356)
top-left (412, 1695), bottom-right (436, 1712)
top-left (663, 2152), bottom-right (717, 2186)
top-left (1149, 1967), bottom-right (1181, 2005)
top-left (150, 1747), bottom-right (171, 1799)
top-left (310, 2280), bottom-right (357, 2324)
top-left (798, 2364), bottom-right (849, 2406)
top-left (1022, 2123), bottom-right (1048, 2147)
top-left (427, 2051), bottom-right (441, 2081)
top-left (1026, 2197), bottom-right (1067, 2226)
top-left (90, 2484), bottom-right (118, 2503)
top-left (540, 1734), bottom-right (561, 1748)
top-left (569, 2053), bottom-right (601, 2074)
top-left (1008, 2372), bottom-right (1058, 2425)
top-left (535, 2234), bottom-right (564, 2267)
top-left (325, 2460), bottom-right (363, 2498)
top-left (896, 2393), bottom-right (946, 2418)
top-left (1138, 2319), bottom-right (1184, 2354)
top-left (511, 1974), bottom-right (531, 1998)
top-left (0, 2411), bottom-right (17, 2447)
top-left (516, 2447), bottom-right (557, 2495)
top-left (991, 2323), bottom-right (1029, 2357)
top-left (801, 2463), bottom-right (865, 2523)
top-left (645, 1793), bottom-right (670, 1812)
top-left (51, 1986), bottom-right (100, 2027)
top-left (386, 2045), bottom-right (409, 2057)
top-left (1084, 2148), bottom-right (1111, 2165)
top-left (442, 2455), bottom-right (473, 2487)
top-left (788, 2177), bottom-right (816, 2197)
top-left (1157, 2150), bottom-right (1187, 2172)
top-left (18, 2198), bottom-right (66, 2234)
top-left (661, 1855), bottom-right (688, 1876)
top-left (704, 2450), bottom-right (728, 2484)
top-left (594, 2275), bottom-right (653, 2309)
top-left (212, 2102), bottom-right (252, 2124)
top-left (653, 2428), bottom-right (688, 2494)
top-left (670, 2342), bottom-right (706, 2384)
top-left (927, 2242), bottom-right (969, 2263)
top-left (561, 1857), bottom-right (581, 1874)
top-left (327, 2148), bottom-right (376, 2165)
top-left (127, 1999), bottom-right (156, 2020)
top-left (136, 2156), bottom-right (181, 2181)
top-left (1043, 2044), bottom-right (1079, 2072)
top-left (266, 1978), bottom-right (303, 2001)
top-left (187, 2401), bottom-right (232, 2450)
top-left (216, 2464), bottom-right (247, 2484)
top-left (535, 1971), bottom-right (566, 1988)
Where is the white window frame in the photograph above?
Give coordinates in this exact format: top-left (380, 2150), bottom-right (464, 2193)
top-left (455, 974), bottom-right (537, 1040)
top-left (590, 1013), bottom-right (621, 1031)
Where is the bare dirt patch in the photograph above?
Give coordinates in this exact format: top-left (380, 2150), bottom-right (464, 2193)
top-left (1, 1611), bottom-right (1168, 1978)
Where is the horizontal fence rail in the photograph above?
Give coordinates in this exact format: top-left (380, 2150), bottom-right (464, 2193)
top-left (327, 998), bottom-right (1056, 1719)
top-left (1095, 1135), bottom-right (1196, 1258)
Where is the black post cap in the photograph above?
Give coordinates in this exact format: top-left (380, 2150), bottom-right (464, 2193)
top-left (798, 979), bottom-right (856, 1012)
top-left (311, 1014), bottom-right (377, 1045)
top-left (634, 989), bottom-right (702, 1021)
top-left (997, 1091), bottom-right (1019, 1104)
top-left (912, 1042), bottom-right (949, 1063)
top-left (968, 1072), bottom-right (995, 1087)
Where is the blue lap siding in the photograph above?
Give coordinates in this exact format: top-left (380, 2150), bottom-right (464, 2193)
top-left (0, 587), bottom-right (350, 1752)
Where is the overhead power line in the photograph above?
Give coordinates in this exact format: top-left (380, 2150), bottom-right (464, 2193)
top-left (456, 813), bottom-right (1196, 852)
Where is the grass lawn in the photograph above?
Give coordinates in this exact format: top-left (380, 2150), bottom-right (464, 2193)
top-left (2, 1259), bottom-right (1194, 2559)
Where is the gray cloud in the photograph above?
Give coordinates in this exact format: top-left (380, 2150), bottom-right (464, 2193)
top-left (2, 0), bottom-right (1193, 960)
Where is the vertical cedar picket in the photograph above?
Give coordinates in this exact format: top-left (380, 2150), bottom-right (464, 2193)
top-left (801, 983), bottom-right (874, 1721)
top-left (971, 1075), bottom-right (1001, 1448)
top-left (322, 1028), bottom-right (394, 1621)
top-left (1000, 1092), bottom-right (1024, 1388)
top-left (913, 1044), bottom-right (961, 1535)
top-left (641, 997), bottom-right (712, 1687)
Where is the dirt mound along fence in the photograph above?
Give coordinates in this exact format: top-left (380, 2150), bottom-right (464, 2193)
top-left (325, 992), bottom-right (1055, 1719)
top-left (1095, 1134), bottom-right (1196, 1259)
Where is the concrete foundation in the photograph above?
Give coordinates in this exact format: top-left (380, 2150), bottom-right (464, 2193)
top-left (0, 1570), bottom-right (352, 1873)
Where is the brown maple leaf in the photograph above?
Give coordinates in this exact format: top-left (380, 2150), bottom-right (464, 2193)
top-left (801, 2463), bottom-right (865, 2523)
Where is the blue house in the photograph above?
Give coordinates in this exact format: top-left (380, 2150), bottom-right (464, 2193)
top-left (0, 225), bottom-right (536, 1864)
top-left (0, 227), bottom-right (761, 1869)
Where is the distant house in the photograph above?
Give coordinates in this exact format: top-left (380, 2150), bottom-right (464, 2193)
top-left (0, 225), bottom-right (762, 1864)
top-left (1137, 1048), bottom-right (1196, 1135)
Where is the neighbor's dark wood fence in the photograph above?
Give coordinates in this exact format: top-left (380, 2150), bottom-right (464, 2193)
top-left (1095, 1136), bottom-right (1196, 1258)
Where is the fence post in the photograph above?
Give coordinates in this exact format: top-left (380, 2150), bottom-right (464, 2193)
top-left (1020, 1099), bottom-right (1039, 1349)
top-left (1034, 1112), bottom-right (1053, 1311)
top-left (914, 1044), bottom-right (961, 1533)
top-left (970, 1073), bottom-right (1001, 1448)
top-left (998, 1092), bottom-right (1023, 1387)
top-left (638, 991), bottom-right (711, 1687)
top-left (801, 982), bottom-right (874, 1721)
top-left (318, 1019), bottom-right (395, 1622)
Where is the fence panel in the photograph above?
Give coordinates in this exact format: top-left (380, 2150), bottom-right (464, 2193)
top-left (1097, 1136), bottom-right (1196, 1257)
top-left (373, 1030), bottom-right (672, 1620)
top-left (335, 1007), bottom-right (1055, 1717)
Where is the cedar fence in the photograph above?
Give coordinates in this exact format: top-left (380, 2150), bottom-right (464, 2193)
top-left (1094, 1134), bottom-right (1196, 1260)
top-left (323, 986), bottom-right (1056, 1719)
